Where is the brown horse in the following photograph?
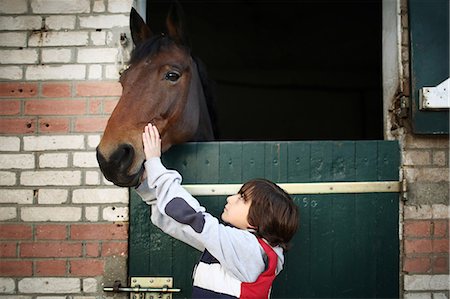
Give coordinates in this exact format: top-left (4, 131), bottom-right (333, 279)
top-left (97, 5), bottom-right (216, 187)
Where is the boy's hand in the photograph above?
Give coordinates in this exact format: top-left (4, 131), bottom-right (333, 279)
top-left (142, 123), bottom-right (161, 159)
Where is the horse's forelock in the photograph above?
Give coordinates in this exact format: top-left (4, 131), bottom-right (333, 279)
top-left (129, 35), bottom-right (190, 65)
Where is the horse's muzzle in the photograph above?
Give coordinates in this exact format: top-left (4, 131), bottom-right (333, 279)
top-left (96, 144), bottom-right (142, 187)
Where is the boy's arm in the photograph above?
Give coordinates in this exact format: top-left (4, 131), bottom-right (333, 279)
top-left (145, 157), bottom-right (266, 283)
top-left (135, 177), bottom-right (206, 252)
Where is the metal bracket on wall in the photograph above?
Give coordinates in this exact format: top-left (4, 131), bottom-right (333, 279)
top-left (182, 181), bottom-right (402, 196)
top-left (419, 78), bottom-right (450, 110)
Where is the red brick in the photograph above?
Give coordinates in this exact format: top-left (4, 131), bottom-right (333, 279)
top-left (36, 224), bottom-right (67, 240)
top-left (38, 117), bottom-right (70, 133)
top-left (0, 100), bottom-right (21, 115)
top-left (20, 242), bottom-right (82, 258)
top-left (73, 117), bottom-right (108, 132)
top-left (76, 82), bottom-right (122, 97)
top-left (89, 99), bottom-right (102, 114)
top-left (0, 242), bottom-right (17, 257)
top-left (433, 220), bottom-right (448, 238)
top-left (433, 239), bottom-right (449, 253)
top-left (69, 259), bottom-right (104, 276)
top-left (71, 223), bottom-right (128, 240)
top-left (404, 239), bottom-right (433, 254)
top-left (432, 256), bottom-right (449, 273)
top-left (42, 82), bottom-right (72, 97)
top-left (104, 99), bottom-right (119, 113)
top-left (0, 118), bottom-right (36, 134)
top-left (35, 260), bottom-right (67, 276)
top-left (0, 224), bottom-right (32, 240)
top-left (0, 260), bottom-right (32, 276)
top-left (403, 256), bottom-right (431, 273)
top-left (404, 220), bottom-right (432, 238)
top-left (85, 242), bottom-right (100, 257)
top-left (102, 241), bottom-right (128, 257)
top-left (0, 83), bottom-right (38, 98)
top-left (25, 99), bottom-right (86, 115)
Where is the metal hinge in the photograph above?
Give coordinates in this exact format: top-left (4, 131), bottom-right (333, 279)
top-left (103, 277), bottom-right (181, 299)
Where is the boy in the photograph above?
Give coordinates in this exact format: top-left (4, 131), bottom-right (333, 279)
top-left (136, 123), bottom-right (299, 298)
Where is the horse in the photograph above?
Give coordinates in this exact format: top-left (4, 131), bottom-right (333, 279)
top-left (96, 4), bottom-right (216, 187)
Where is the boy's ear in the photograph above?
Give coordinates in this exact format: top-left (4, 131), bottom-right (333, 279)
top-left (166, 1), bottom-right (189, 46)
top-left (130, 7), bottom-right (153, 46)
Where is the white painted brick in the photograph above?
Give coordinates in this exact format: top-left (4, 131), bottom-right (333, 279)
top-left (433, 293), bottom-right (448, 299)
top-left (0, 189), bottom-right (33, 204)
top-left (73, 188), bottom-right (128, 203)
top-left (45, 15), bottom-right (76, 30)
top-left (24, 136), bottom-right (84, 151)
top-left (0, 154), bottom-right (34, 169)
top-left (73, 152), bottom-right (98, 167)
top-left (0, 66), bottom-right (23, 80)
top-left (87, 135), bottom-right (101, 149)
top-left (29, 31), bottom-right (89, 47)
top-left (18, 278), bottom-right (80, 294)
top-left (31, 0), bottom-right (90, 14)
top-left (82, 278), bottom-right (97, 293)
top-left (85, 171), bottom-right (100, 185)
top-left (405, 293), bottom-right (432, 299)
top-left (404, 275), bottom-right (450, 291)
top-left (0, 137), bottom-right (20, 151)
top-left (0, 207), bottom-right (16, 221)
top-left (39, 153), bottom-right (69, 168)
top-left (0, 277), bottom-right (15, 293)
top-left (0, 32), bottom-right (27, 47)
top-left (0, 49), bottom-right (38, 64)
top-left (404, 205), bottom-right (432, 219)
top-left (0, 16), bottom-right (42, 31)
top-left (21, 207), bottom-right (82, 221)
top-left (90, 31), bottom-right (106, 45)
top-left (21, 171), bottom-right (81, 186)
top-left (103, 206), bottom-right (128, 221)
top-left (41, 49), bottom-right (73, 63)
top-left (87, 64), bottom-right (102, 79)
top-left (26, 64), bottom-right (86, 80)
top-left (432, 204), bottom-right (450, 219)
top-left (37, 189), bottom-right (68, 204)
top-left (108, 0), bottom-right (132, 13)
top-left (79, 15), bottom-right (128, 29)
top-left (0, 0), bottom-right (28, 14)
top-left (103, 175), bottom-right (114, 185)
top-left (93, 0), bottom-right (105, 12)
top-left (105, 64), bottom-right (120, 80)
top-left (0, 171), bottom-right (16, 186)
top-left (77, 48), bottom-right (118, 63)
top-left (85, 206), bottom-right (99, 221)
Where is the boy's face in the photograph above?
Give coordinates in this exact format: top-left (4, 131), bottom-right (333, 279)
top-left (221, 193), bottom-right (253, 229)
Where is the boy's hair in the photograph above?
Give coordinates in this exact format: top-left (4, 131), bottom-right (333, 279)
top-left (239, 179), bottom-right (299, 251)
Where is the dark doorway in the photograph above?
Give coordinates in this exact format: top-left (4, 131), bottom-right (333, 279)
top-left (146, 0), bottom-right (383, 141)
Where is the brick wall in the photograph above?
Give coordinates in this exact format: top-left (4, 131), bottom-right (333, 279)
top-left (398, 0), bottom-right (450, 298)
top-left (0, 0), bottom-right (132, 297)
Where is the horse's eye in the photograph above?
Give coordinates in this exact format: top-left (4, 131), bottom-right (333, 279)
top-left (164, 71), bottom-right (181, 82)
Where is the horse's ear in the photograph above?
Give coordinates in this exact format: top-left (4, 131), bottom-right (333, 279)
top-left (130, 7), bottom-right (153, 46)
top-left (166, 1), bottom-right (189, 46)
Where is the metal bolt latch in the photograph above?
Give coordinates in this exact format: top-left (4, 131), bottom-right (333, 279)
top-left (103, 277), bottom-right (180, 299)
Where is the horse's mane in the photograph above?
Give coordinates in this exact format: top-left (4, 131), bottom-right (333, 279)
top-left (129, 35), bottom-right (219, 138)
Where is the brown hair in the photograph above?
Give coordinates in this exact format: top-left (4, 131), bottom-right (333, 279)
top-left (239, 179), bottom-right (299, 251)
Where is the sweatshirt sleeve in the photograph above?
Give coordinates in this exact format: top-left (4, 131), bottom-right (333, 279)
top-left (140, 157), bottom-right (266, 282)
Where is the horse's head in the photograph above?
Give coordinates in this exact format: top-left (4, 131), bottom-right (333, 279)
top-left (97, 5), bottom-right (214, 187)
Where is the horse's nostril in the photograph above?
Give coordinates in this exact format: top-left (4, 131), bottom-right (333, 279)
top-left (111, 144), bottom-right (135, 171)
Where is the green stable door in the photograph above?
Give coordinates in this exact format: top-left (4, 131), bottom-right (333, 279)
top-left (130, 141), bottom-right (400, 298)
